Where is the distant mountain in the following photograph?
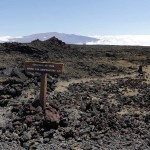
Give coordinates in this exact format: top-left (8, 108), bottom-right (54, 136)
top-left (1, 33), bottom-right (150, 46)
top-left (7, 32), bottom-right (99, 44)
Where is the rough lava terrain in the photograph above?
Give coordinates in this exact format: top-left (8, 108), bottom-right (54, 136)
top-left (0, 37), bottom-right (150, 149)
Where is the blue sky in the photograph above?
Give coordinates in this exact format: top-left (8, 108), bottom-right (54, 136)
top-left (0, 0), bottom-right (150, 36)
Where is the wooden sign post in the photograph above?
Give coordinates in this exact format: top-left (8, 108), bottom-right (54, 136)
top-left (40, 73), bottom-right (47, 109)
top-left (25, 61), bottom-right (63, 109)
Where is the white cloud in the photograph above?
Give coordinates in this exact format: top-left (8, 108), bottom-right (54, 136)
top-left (87, 35), bottom-right (150, 46)
top-left (0, 36), bottom-right (23, 42)
top-left (0, 36), bottom-right (12, 42)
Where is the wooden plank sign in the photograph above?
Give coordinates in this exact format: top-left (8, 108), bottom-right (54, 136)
top-left (25, 61), bottom-right (64, 109)
top-left (25, 61), bottom-right (64, 74)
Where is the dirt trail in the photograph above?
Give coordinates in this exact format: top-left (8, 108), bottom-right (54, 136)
top-left (144, 65), bottom-right (150, 84)
top-left (55, 65), bottom-right (150, 92)
top-left (55, 73), bottom-right (137, 92)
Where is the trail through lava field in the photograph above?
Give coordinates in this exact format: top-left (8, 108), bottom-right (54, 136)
top-left (0, 38), bottom-right (150, 149)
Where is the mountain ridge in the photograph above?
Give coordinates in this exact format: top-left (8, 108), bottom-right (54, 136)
top-left (1, 33), bottom-right (150, 46)
top-left (2, 32), bottom-right (99, 44)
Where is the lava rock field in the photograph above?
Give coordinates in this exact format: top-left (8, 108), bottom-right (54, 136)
top-left (0, 37), bottom-right (150, 149)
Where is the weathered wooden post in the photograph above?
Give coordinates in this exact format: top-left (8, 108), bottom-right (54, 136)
top-left (25, 61), bottom-right (63, 109)
top-left (40, 73), bottom-right (47, 109)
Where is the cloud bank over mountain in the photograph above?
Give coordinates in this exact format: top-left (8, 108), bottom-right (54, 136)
top-left (87, 35), bottom-right (150, 46)
top-left (0, 36), bottom-right (13, 42)
top-left (0, 36), bottom-right (22, 42)
top-left (1, 33), bottom-right (150, 46)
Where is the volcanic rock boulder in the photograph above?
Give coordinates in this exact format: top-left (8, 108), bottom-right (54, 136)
top-left (1, 67), bottom-right (13, 76)
top-left (11, 68), bottom-right (27, 81)
top-left (0, 99), bottom-right (8, 107)
top-left (44, 105), bottom-right (60, 130)
top-left (11, 100), bottom-right (60, 131)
